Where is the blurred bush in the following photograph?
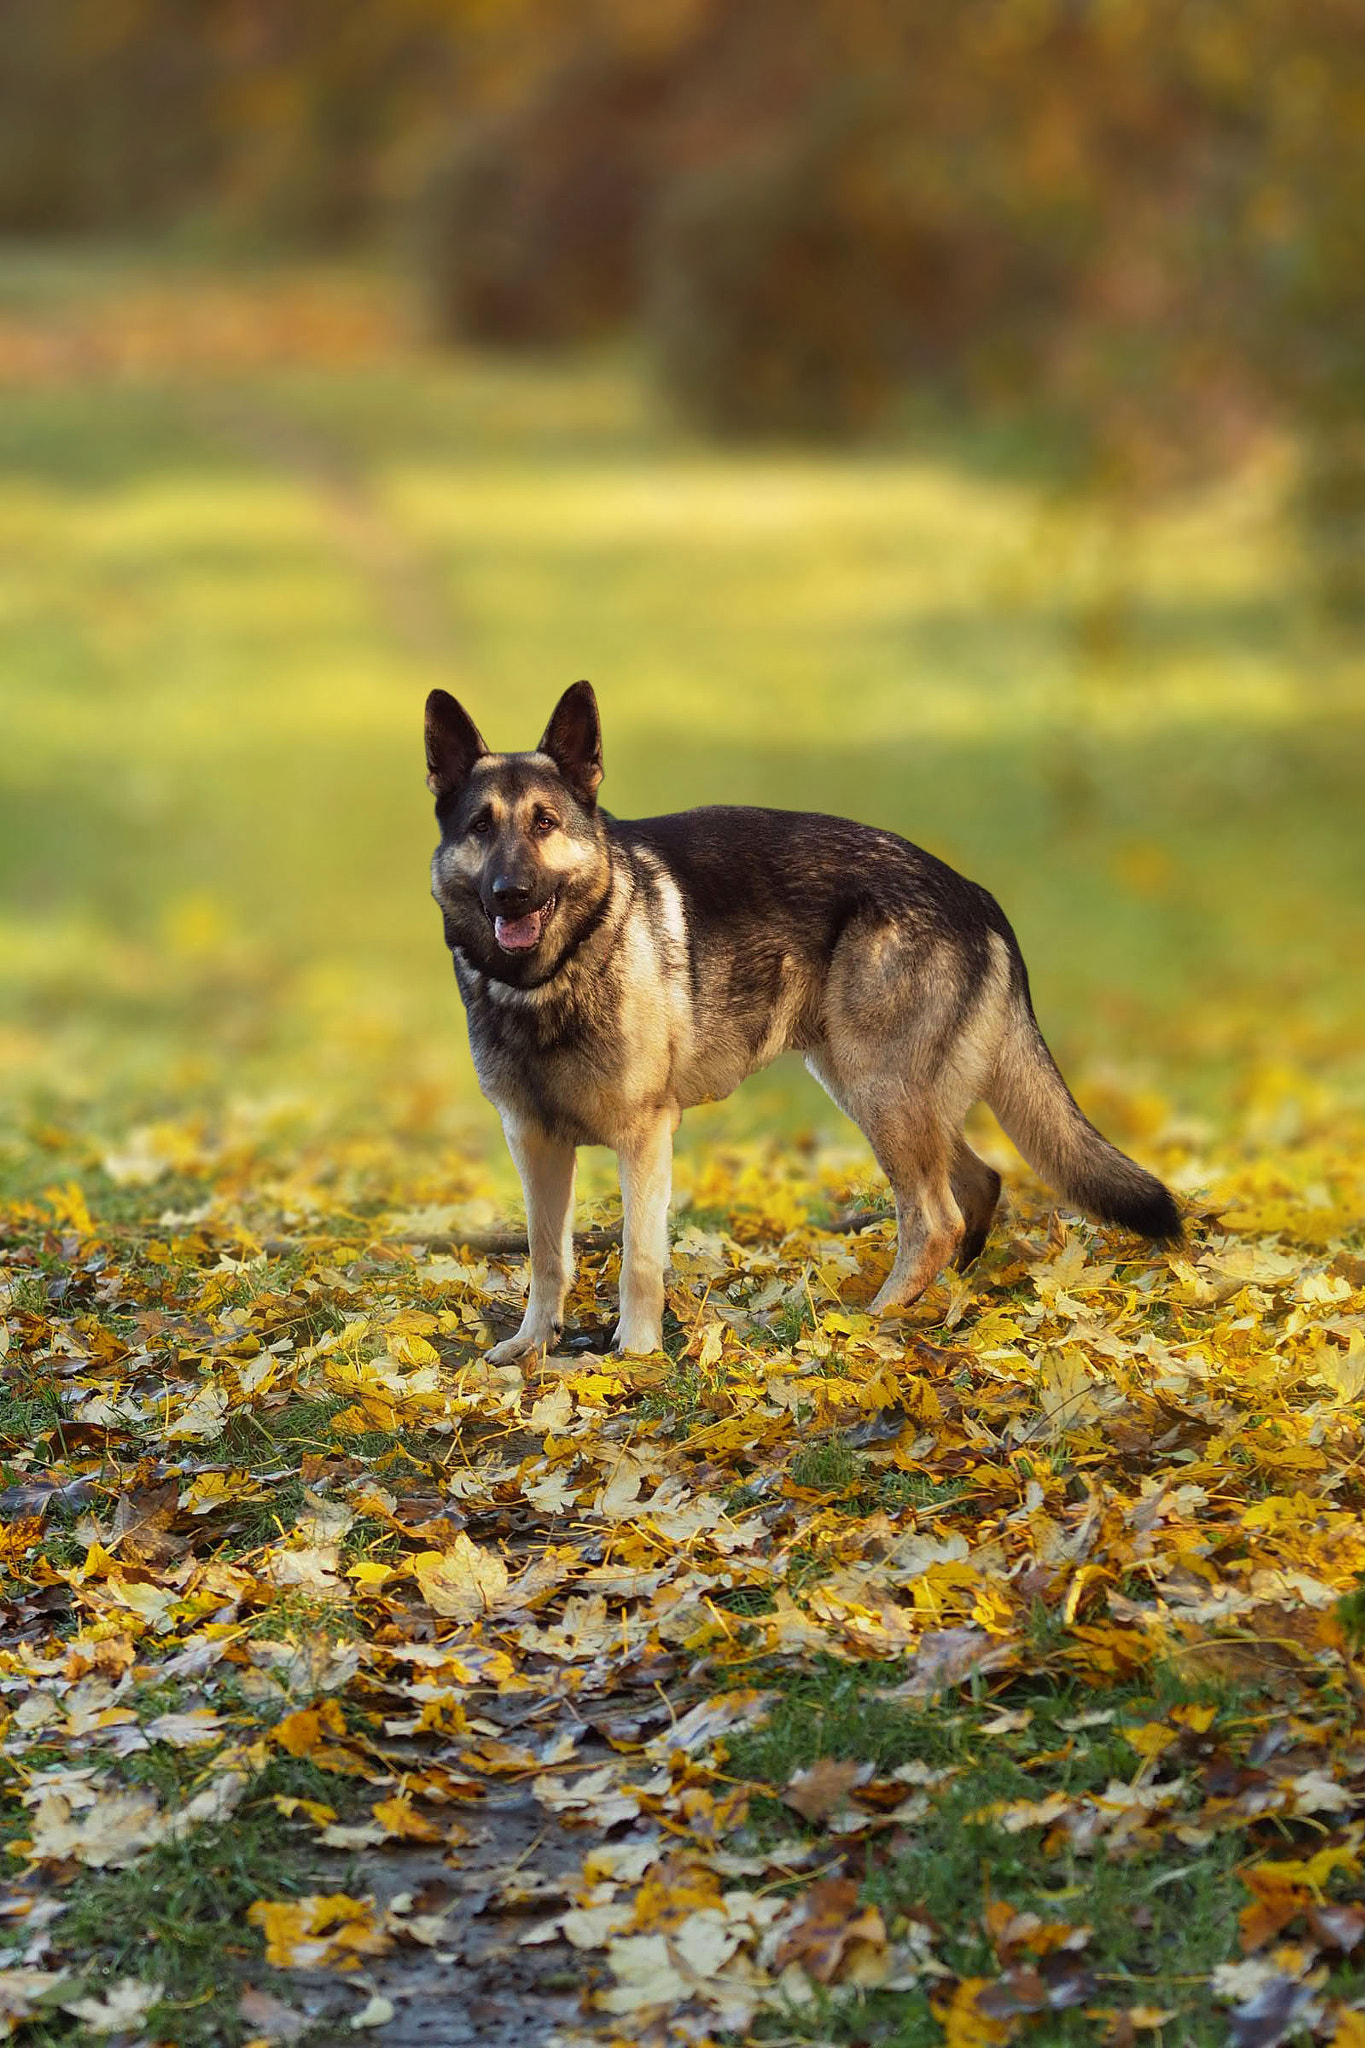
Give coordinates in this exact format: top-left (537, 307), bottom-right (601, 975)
top-left (2, 0), bottom-right (1363, 598)
top-left (646, 89), bottom-right (1051, 437)
top-left (420, 6), bottom-right (1365, 485)
top-left (422, 50), bottom-right (671, 348)
top-left (650, 104), bottom-right (929, 438)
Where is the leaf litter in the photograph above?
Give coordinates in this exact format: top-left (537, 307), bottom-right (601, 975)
top-left (0, 1076), bottom-right (1364, 2045)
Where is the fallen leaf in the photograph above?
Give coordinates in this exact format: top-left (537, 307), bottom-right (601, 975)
top-left (60, 1978), bottom-right (163, 2032)
top-left (247, 1894), bottom-right (392, 1970)
top-left (412, 1535), bottom-right (510, 1620)
top-left (782, 1758), bottom-right (870, 1823)
top-left (28, 1788), bottom-right (164, 1869)
top-left (237, 1986), bottom-right (308, 2044)
top-left (350, 1993), bottom-right (395, 2029)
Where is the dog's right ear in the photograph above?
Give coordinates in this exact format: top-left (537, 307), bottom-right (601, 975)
top-left (425, 690), bottom-right (486, 797)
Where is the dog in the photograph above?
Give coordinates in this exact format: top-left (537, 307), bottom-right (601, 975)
top-left (426, 681), bottom-right (1180, 1361)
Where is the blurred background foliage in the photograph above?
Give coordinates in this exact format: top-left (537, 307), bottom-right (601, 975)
top-left (4, 0), bottom-right (1364, 540)
top-left (0, 0), bottom-right (1361, 1193)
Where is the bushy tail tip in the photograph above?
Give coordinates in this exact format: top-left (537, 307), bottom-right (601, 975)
top-left (1091, 1171), bottom-right (1183, 1247)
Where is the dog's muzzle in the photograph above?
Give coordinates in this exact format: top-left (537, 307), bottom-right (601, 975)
top-left (491, 895), bottom-right (556, 952)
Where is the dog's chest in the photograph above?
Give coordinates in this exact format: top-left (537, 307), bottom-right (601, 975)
top-left (453, 903), bottom-right (814, 1141)
top-left (461, 962), bottom-right (674, 1146)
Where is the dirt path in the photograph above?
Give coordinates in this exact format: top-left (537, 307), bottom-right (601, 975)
top-left (193, 388), bottom-right (463, 674)
top-left (294, 1793), bottom-right (592, 2045)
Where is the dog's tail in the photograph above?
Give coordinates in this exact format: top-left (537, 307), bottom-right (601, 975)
top-left (985, 967), bottom-right (1182, 1244)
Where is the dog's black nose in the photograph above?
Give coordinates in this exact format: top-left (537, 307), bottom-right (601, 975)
top-left (490, 874), bottom-right (533, 910)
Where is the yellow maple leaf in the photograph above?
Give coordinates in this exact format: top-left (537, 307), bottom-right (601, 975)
top-left (1254, 1844), bottom-right (1362, 1888)
top-left (1120, 1722), bottom-right (1177, 1764)
top-left (271, 1794), bottom-right (336, 1826)
top-left (371, 1797), bottom-right (442, 1842)
top-left (346, 1558), bottom-right (397, 1588)
top-left (412, 1534), bottom-right (509, 1620)
top-left (246, 1893), bottom-right (390, 1970)
top-left (179, 1470), bottom-right (260, 1514)
top-left (388, 1330), bottom-right (440, 1368)
top-left (629, 1856), bottom-right (725, 1932)
top-left (934, 1978), bottom-right (1018, 2046)
top-left (272, 1700), bottom-right (347, 1758)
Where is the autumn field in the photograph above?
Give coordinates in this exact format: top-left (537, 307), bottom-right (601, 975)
top-left (2, 252), bottom-right (1365, 2047)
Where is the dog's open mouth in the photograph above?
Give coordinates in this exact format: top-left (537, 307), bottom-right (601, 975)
top-left (492, 895), bottom-right (556, 953)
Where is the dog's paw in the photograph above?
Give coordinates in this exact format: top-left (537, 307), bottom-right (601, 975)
top-left (486, 1324), bottom-right (559, 1366)
top-left (611, 1318), bottom-right (664, 1357)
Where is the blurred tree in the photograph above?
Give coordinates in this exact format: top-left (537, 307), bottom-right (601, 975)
top-left (422, 45), bottom-right (673, 347)
top-left (429, 0), bottom-right (1365, 595)
top-left (0, 0), bottom-right (465, 238)
top-left (0, 0), bottom-right (1361, 593)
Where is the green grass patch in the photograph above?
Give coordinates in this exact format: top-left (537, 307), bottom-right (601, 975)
top-left (13, 1771), bottom-right (351, 2048)
top-left (218, 1396), bottom-right (350, 1468)
top-left (724, 1659), bottom-right (1274, 2046)
top-left (247, 1589), bottom-right (364, 1645)
top-left (876, 1471), bottom-right (971, 1514)
top-left (789, 1439), bottom-right (867, 1495)
top-left (638, 1358), bottom-right (707, 1431)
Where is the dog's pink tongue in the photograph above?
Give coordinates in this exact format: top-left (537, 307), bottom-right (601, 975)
top-left (494, 909), bottom-right (542, 952)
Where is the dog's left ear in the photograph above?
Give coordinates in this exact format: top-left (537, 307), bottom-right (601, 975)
top-left (538, 680), bottom-right (603, 809)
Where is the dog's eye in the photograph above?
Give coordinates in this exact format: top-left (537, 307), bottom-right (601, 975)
top-left (468, 813), bottom-right (492, 837)
top-left (533, 814), bottom-right (559, 835)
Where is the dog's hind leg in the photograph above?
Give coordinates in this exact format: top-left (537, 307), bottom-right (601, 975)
top-left (807, 1052), bottom-right (964, 1312)
top-left (951, 1138), bottom-right (1002, 1270)
top-left (862, 1104), bottom-right (964, 1312)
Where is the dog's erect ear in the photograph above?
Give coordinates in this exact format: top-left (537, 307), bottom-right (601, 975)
top-left (538, 681), bottom-right (603, 808)
top-left (425, 689), bottom-right (486, 797)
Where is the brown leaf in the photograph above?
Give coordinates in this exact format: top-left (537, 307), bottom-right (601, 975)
top-left (977, 1968), bottom-right (1049, 2018)
top-left (1240, 1872), bottom-right (1307, 1953)
top-left (1308, 1903), bottom-right (1365, 1953)
top-left (781, 1758), bottom-right (870, 1822)
top-left (236, 1986), bottom-right (307, 2043)
top-left (977, 1955), bottom-right (1095, 2018)
top-left (772, 1876), bottom-right (887, 1984)
top-left (108, 1482), bottom-right (185, 1564)
top-left (1228, 1978), bottom-right (1323, 2048)
top-left (893, 1627), bottom-right (1017, 1699)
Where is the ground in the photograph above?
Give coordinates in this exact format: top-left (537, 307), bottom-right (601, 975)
top-left (0, 249), bottom-right (1363, 2048)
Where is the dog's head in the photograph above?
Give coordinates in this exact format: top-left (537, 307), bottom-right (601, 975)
top-left (426, 681), bottom-right (609, 979)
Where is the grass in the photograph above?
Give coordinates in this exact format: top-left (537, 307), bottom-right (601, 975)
top-left (784, 1441), bottom-right (974, 1517)
top-left (790, 1438), bottom-right (866, 1494)
top-left (218, 1395), bottom-right (352, 1466)
top-left (247, 1590), bottom-right (364, 1644)
top-left (722, 1660), bottom-right (1281, 2047)
top-left (13, 1774), bottom-right (350, 2048)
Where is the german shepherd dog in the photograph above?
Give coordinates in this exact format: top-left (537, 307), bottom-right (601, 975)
top-left (426, 682), bottom-right (1180, 1362)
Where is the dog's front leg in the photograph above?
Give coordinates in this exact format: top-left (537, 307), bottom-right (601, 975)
top-left (613, 1110), bottom-right (672, 1355)
top-left (487, 1117), bottom-right (576, 1364)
